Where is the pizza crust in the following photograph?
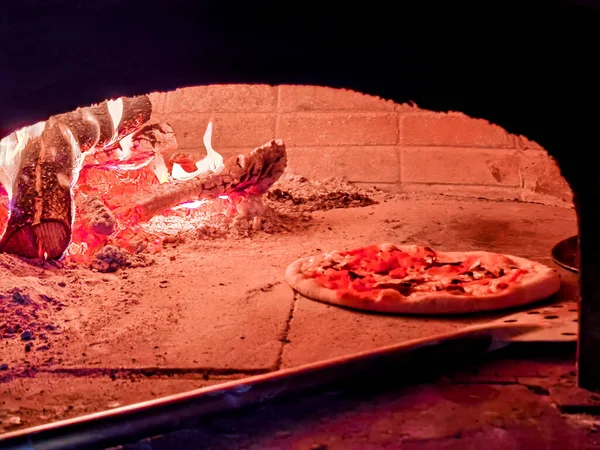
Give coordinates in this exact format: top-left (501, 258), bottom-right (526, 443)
top-left (284, 247), bottom-right (561, 315)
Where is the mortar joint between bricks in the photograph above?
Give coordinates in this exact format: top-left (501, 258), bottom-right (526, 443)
top-left (275, 86), bottom-right (282, 136)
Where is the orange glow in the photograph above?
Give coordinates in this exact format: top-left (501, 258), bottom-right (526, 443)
top-left (1, 110), bottom-right (234, 263)
top-left (172, 200), bottom-right (209, 210)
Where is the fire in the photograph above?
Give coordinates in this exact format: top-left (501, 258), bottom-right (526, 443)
top-left (171, 121), bottom-right (224, 181)
top-left (106, 98), bottom-right (124, 148)
top-left (57, 123), bottom-right (84, 186)
top-left (148, 152), bottom-right (170, 184)
top-left (84, 106), bottom-right (224, 186)
top-left (81, 111), bottom-right (153, 172)
top-left (0, 121), bottom-right (46, 200)
top-left (171, 195), bottom-right (230, 211)
top-left (63, 116), bottom-right (229, 261)
top-left (1, 93), bottom-right (282, 264)
top-left (172, 200), bottom-right (209, 210)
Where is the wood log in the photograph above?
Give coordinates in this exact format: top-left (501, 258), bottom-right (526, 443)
top-left (0, 119), bottom-right (75, 259)
top-left (114, 139), bottom-right (287, 225)
top-left (0, 95), bottom-right (152, 260)
top-left (53, 95), bottom-right (153, 151)
top-left (81, 122), bottom-right (177, 172)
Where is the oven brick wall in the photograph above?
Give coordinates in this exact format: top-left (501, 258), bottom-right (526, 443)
top-left (149, 85), bottom-right (573, 208)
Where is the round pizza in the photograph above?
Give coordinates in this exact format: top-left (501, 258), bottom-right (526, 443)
top-left (285, 244), bottom-right (561, 314)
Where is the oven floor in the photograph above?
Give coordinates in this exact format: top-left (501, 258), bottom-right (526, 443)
top-left (0, 195), bottom-right (578, 433)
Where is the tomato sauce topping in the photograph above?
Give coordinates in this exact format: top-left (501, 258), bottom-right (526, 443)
top-left (311, 245), bottom-right (528, 298)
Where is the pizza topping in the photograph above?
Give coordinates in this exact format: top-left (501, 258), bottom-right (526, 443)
top-left (431, 261), bottom-right (463, 267)
top-left (348, 270), bottom-right (363, 280)
top-left (304, 244), bottom-right (533, 299)
top-left (374, 280), bottom-right (416, 296)
top-left (287, 244), bottom-right (561, 316)
top-left (446, 284), bottom-right (465, 293)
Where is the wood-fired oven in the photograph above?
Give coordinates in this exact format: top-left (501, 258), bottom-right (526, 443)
top-left (0, 0), bottom-right (599, 447)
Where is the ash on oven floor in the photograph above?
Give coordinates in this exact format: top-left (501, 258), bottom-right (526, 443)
top-left (266, 172), bottom-right (379, 212)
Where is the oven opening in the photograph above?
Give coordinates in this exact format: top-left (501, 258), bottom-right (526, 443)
top-left (0, 84), bottom-right (579, 437)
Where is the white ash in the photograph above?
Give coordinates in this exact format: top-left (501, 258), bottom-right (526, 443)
top-left (0, 255), bottom-right (66, 346)
top-left (76, 193), bottom-right (115, 235)
top-left (91, 245), bottom-right (153, 273)
top-left (81, 172), bottom-right (382, 261)
top-left (140, 195), bottom-right (310, 241)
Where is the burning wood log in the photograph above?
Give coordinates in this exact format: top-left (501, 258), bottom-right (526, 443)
top-left (0, 120), bottom-right (76, 259)
top-left (0, 95), bottom-right (152, 260)
top-left (114, 139), bottom-right (287, 225)
top-left (53, 95), bottom-right (153, 151)
top-left (77, 122), bottom-right (178, 192)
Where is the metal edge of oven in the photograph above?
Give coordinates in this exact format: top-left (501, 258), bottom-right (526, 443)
top-left (0, 322), bottom-right (540, 450)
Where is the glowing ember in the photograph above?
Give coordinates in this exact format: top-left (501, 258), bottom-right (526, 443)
top-left (172, 200), bottom-right (209, 210)
top-left (0, 93), bottom-right (285, 265)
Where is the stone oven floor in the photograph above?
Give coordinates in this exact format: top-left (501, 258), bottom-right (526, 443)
top-left (0, 194), bottom-right (578, 435)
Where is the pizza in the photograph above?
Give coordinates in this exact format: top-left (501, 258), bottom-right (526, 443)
top-left (284, 244), bottom-right (561, 314)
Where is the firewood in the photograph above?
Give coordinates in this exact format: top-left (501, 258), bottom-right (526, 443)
top-left (0, 95), bottom-right (153, 260)
top-left (53, 95), bottom-right (153, 151)
top-left (114, 139), bottom-right (287, 225)
top-left (81, 122), bottom-right (177, 173)
top-left (0, 120), bottom-right (75, 259)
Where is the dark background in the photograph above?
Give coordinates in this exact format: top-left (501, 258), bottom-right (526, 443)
top-left (0, 0), bottom-right (598, 169)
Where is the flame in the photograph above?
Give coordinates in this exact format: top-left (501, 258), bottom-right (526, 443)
top-left (171, 195), bottom-right (228, 211)
top-left (172, 121), bottom-right (224, 181)
top-left (149, 152), bottom-right (171, 184)
top-left (105, 98), bottom-right (124, 147)
top-left (171, 200), bottom-right (209, 210)
top-left (116, 133), bottom-right (134, 161)
top-left (0, 121), bottom-right (46, 200)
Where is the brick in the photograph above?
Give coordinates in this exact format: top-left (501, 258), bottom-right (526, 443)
top-left (279, 113), bottom-right (398, 147)
top-left (401, 148), bottom-right (520, 186)
top-left (286, 146), bottom-right (399, 183)
top-left (520, 191), bottom-right (573, 208)
top-left (278, 85), bottom-right (395, 112)
top-left (157, 84), bottom-right (278, 114)
top-left (401, 112), bottom-right (514, 148)
top-left (164, 113), bottom-right (276, 150)
top-left (517, 135), bottom-right (545, 150)
top-left (520, 150), bottom-right (573, 203)
top-left (148, 91), bottom-right (168, 118)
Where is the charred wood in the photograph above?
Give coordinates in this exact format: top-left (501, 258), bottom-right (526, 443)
top-left (81, 122), bottom-right (177, 174)
top-left (0, 119), bottom-right (75, 259)
top-left (114, 139), bottom-right (287, 224)
top-left (131, 123), bottom-right (177, 155)
top-left (0, 95), bottom-right (153, 260)
top-left (53, 95), bottom-right (152, 151)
